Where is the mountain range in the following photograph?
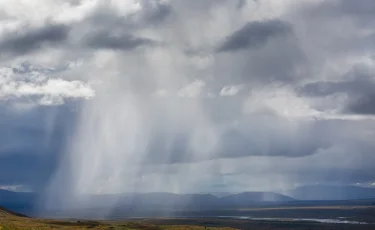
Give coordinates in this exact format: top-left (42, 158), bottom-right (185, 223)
top-left (0, 190), bottom-right (294, 216)
top-left (1, 185), bottom-right (375, 217)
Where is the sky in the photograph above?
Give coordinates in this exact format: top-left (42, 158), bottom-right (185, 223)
top-left (0, 0), bottom-right (375, 197)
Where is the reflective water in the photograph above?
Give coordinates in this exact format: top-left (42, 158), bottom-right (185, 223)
top-left (216, 216), bottom-right (368, 225)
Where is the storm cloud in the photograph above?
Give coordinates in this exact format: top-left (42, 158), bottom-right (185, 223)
top-left (0, 24), bottom-right (69, 55)
top-left (298, 68), bottom-right (375, 115)
top-left (0, 0), bottom-right (374, 197)
top-left (218, 19), bottom-right (292, 52)
top-left (84, 32), bottom-right (157, 50)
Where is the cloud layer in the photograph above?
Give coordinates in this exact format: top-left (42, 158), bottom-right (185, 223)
top-left (0, 0), bottom-right (374, 200)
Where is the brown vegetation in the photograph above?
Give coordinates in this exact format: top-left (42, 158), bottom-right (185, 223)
top-left (0, 206), bottom-right (235, 230)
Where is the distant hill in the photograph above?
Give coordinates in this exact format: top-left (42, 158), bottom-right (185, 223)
top-left (288, 185), bottom-right (375, 200)
top-left (209, 192), bottom-right (232, 198)
top-left (221, 192), bottom-right (295, 205)
top-left (111, 192), bottom-right (295, 210)
top-left (106, 192), bottom-right (296, 219)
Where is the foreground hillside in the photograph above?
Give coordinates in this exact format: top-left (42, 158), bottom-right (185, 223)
top-left (2, 205), bottom-right (375, 230)
top-left (1, 206), bottom-right (235, 230)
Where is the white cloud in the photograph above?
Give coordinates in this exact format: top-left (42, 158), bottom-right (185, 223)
top-left (220, 85), bottom-right (243, 96)
top-left (189, 54), bottom-right (215, 70)
top-left (0, 0), bottom-right (153, 32)
top-left (177, 80), bottom-right (206, 98)
top-left (154, 89), bottom-right (168, 97)
top-left (243, 86), bottom-right (375, 121)
top-left (243, 86), bottom-right (321, 119)
top-left (0, 66), bottom-right (95, 106)
top-left (0, 184), bottom-right (31, 192)
top-left (38, 95), bottom-right (65, 106)
top-left (110, 0), bottom-right (143, 17)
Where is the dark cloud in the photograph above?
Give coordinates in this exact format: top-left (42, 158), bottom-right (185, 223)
top-left (301, 0), bottom-right (375, 31)
top-left (212, 18), bottom-right (304, 86)
top-left (345, 94), bottom-right (375, 115)
top-left (84, 31), bottom-right (157, 51)
top-left (338, 0), bottom-right (375, 15)
top-left (170, 0), bottom-right (228, 13)
top-left (77, 1), bottom-right (170, 51)
top-left (142, 2), bottom-right (172, 24)
top-left (217, 20), bottom-right (292, 52)
top-left (1, 0), bottom-right (375, 193)
top-left (216, 117), bottom-right (333, 159)
top-left (0, 153), bottom-right (56, 189)
top-left (0, 104), bottom-right (77, 189)
top-left (142, 114), bottom-right (332, 165)
top-left (298, 69), bottom-right (375, 115)
top-left (0, 24), bottom-right (69, 55)
top-left (315, 0), bottom-right (375, 18)
top-left (292, 168), bottom-right (375, 186)
top-left (299, 78), bottom-right (375, 98)
top-left (82, 0), bottom-right (172, 35)
top-left (213, 36), bottom-right (306, 85)
top-left (217, 130), bottom-right (327, 159)
top-left (237, 0), bottom-right (246, 9)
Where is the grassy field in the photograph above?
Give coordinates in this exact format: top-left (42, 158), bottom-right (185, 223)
top-left (1, 206), bottom-right (234, 230)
